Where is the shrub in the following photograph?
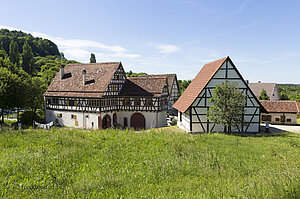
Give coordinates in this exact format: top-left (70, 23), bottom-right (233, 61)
top-left (20, 110), bottom-right (44, 126)
top-left (171, 119), bottom-right (177, 126)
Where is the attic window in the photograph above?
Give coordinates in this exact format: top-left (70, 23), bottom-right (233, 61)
top-left (287, 119), bottom-right (291, 122)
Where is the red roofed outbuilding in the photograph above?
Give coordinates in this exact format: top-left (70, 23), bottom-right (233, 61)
top-left (260, 101), bottom-right (299, 124)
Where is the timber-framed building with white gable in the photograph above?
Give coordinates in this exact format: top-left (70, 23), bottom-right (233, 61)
top-left (44, 62), bottom-right (176, 130)
top-left (173, 56), bottom-right (267, 133)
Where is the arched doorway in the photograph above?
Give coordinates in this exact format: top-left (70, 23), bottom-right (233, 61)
top-left (102, 114), bottom-right (111, 129)
top-left (130, 113), bottom-right (145, 130)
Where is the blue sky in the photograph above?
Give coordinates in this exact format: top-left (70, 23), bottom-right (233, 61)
top-left (1, 0), bottom-right (300, 83)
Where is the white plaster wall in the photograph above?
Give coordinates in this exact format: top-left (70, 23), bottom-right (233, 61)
top-left (261, 113), bottom-right (297, 124)
top-left (177, 111), bottom-right (190, 132)
top-left (45, 109), bottom-right (110, 129)
top-left (117, 111), bottom-right (166, 129)
top-left (46, 109), bottom-right (166, 130)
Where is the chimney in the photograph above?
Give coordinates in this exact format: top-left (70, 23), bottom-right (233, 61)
top-left (60, 65), bottom-right (64, 80)
top-left (82, 70), bottom-right (86, 85)
top-left (246, 80), bottom-right (249, 84)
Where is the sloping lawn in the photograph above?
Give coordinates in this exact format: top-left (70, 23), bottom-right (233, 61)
top-left (0, 126), bottom-right (299, 198)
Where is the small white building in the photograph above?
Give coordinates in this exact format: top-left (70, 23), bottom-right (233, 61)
top-left (173, 56), bottom-right (266, 133)
top-left (44, 62), bottom-right (169, 130)
top-left (260, 101), bottom-right (299, 125)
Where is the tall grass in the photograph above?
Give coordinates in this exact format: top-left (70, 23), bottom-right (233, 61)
top-left (0, 126), bottom-right (299, 198)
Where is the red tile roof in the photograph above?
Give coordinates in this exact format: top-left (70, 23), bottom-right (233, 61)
top-left (173, 57), bottom-right (228, 112)
top-left (260, 101), bottom-right (298, 113)
top-left (120, 76), bottom-right (167, 97)
top-left (44, 62), bottom-right (121, 97)
top-left (138, 74), bottom-right (178, 94)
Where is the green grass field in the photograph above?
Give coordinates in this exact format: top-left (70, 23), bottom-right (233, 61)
top-left (297, 118), bottom-right (300, 124)
top-left (0, 126), bottom-right (299, 198)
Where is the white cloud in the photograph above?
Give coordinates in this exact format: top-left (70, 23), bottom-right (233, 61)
top-left (0, 25), bottom-right (140, 62)
top-left (148, 43), bottom-right (180, 54)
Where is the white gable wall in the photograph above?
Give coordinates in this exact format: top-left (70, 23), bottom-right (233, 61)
top-left (189, 60), bottom-right (261, 133)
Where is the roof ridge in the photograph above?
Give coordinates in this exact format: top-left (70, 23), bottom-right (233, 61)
top-left (67, 62), bottom-right (121, 66)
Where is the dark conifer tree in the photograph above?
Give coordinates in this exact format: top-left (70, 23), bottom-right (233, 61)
top-left (9, 40), bottom-right (20, 66)
top-left (90, 53), bottom-right (96, 63)
top-left (21, 41), bottom-right (34, 74)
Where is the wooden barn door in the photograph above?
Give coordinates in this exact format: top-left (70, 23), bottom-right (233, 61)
top-left (98, 116), bottom-right (102, 129)
top-left (102, 114), bottom-right (111, 129)
top-left (130, 113), bottom-right (145, 130)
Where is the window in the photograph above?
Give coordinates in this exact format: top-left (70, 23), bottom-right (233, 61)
top-left (275, 118), bottom-right (280, 122)
top-left (57, 113), bottom-right (62, 118)
top-left (163, 86), bottom-right (168, 93)
top-left (87, 99), bottom-right (100, 107)
top-left (146, 98), bottom-right (153, 106)
top-left (112, 98), bottom-right (118, 105)
top-left (134, 98), bottom-right (141, 106)
top-left (69, 99), bottom-right (75, 106)
top-left (75, 121), bottom-right (78, 126)
top-left (180, 112), bottom-right (182, 122)
top-left (262, 115), bottom-right (271, 121)
top-left (123, 98), bottom-right (131, 106)
top-left (101, 99), bottom-right (106, 107)
top-left (52, 97), bottom-right (59, 105)
top-left (71, 115), bottom-right (77, 119)
top-left (287, 119), bottom-right (291, 122)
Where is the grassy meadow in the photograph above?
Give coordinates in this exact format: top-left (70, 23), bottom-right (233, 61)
top-left (0, 126), bottom-right (299, 198)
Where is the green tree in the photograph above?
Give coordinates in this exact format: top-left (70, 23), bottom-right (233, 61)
top-left (178, 80), bottom-right (191, 94)
top-left (280, 91), bottom-right (289, 100)
top-left (258, 89), bottom-right (270, 100)
top-left (90, 53), bottom-right (96, 63)
top-left (0, 67), bottom-right (22, 124)
top-left (9, 40), bottom-right (20, 66)
top-left (27, 77), bottom-right (47, 112)
top-left (207, 81), bottom-right (246, 133)
top-left (21, 41), bottom-right (34, 74)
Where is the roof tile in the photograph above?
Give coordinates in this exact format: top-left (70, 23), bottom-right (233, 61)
top-left (260, 101), bottom-right (298, 113)
top-left (173, 57), bottom-right (228, 112)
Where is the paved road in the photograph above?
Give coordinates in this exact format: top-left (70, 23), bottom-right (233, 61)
top-left (261, 124), bottom-right (300, 133)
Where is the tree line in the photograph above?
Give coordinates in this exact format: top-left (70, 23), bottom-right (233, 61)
top-left (0, 29), bottom-right (79, 126)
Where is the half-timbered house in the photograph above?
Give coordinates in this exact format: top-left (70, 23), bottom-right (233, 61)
top-left (44, 62), bottom-right (169, 130)
top-left (173, 56), bottom-right (266, 133)
top-left (139, 74), bottom-right (180, 115)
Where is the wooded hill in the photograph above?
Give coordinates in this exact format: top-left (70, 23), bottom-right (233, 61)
top-left (277, 84), bottom-right (300, 102)
top-left (0, 29), bottom-right (79, 125)
top-left (0, 29), bottom-right (59, 57)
